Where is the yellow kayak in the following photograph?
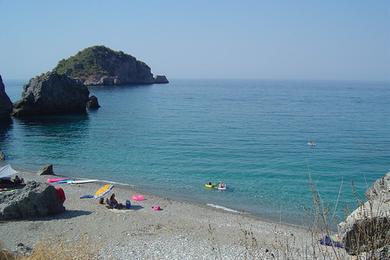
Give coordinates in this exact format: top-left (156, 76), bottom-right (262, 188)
top-left (94, 184), bottom-right (113, 198)
top-left (204, 183), bottom-right (216, 189)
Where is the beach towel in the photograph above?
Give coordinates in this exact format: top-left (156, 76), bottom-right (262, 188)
top-left (80, 195), bottom-right (94, 199)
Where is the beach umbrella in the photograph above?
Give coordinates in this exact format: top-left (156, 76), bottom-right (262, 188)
top-left (0, 164), bottom-right (17, 179)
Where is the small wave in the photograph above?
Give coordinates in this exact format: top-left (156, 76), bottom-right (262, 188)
top-left (206, 203), bottom-right (240, 213)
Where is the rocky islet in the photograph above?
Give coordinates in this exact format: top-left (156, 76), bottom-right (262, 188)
top-left (6, 45), bottom-right (168, 118)
top-left (54, 45), bottom-right (168, 86)
top-left (12, 72), bottom-right (90, 117)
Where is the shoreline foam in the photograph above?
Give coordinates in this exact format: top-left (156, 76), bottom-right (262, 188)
top-left (206, 203), bottom-right (241, 213)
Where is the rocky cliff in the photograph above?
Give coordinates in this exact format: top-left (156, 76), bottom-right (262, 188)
top-left (53, 46), bottom-right (168, 86)
top-left (0, 75), bottom-right (13, 119)
top-left (12, 72), bottom-right (90, 117)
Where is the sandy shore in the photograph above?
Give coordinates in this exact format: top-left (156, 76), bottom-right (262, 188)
top-left (0, 170), bottom-right (348, 259)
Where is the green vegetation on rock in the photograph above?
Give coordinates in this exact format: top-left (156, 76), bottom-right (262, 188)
top-left (53, 45), bottom-right (156, 85)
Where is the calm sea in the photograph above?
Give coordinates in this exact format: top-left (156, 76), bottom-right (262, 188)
top-left (1, 79), bottom-right (389, 225)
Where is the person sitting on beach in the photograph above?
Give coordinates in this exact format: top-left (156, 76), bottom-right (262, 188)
top-left (107, 193), bottom-right (124, 209)
top-left (13, 175), bottom-right (24, 185)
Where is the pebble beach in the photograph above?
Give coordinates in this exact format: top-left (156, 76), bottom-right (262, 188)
top-left (0, 170), bottom-right (348, 259)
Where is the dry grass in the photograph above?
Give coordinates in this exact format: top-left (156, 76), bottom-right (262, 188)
top-left (238, 224), bottom-right (264, 259)
top-left (0, 241), bottom-right (17, 260)
top-left (0, 236), bottom-right (96, 260)
top-left (25, 237), bottom-right (96, 260)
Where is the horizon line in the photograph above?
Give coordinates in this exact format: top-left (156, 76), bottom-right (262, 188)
top-left (4, 77), bottom-right (390, 84)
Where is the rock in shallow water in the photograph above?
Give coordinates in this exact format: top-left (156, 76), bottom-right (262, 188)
top-left (37, 164), bottom-right (55, 175)
top-left (154, 75), bottom-right (169, 84)
top-left (0, 181), bottom-right (65, 220)
top-left (87, 95), bottom-right (100, 109)
top-left (12, 72), bottom-right (90, 117)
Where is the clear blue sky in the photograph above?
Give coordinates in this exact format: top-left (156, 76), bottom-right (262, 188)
top-left (0, 0), bottom-right (389, 81)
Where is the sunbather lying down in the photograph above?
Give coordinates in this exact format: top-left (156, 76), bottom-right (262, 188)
top-left (0, 175), bottom-right (25, 189)
top-left (106, 193), bottom-right (124, 209)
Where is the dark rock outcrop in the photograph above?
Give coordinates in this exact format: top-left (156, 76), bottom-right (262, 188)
top-left (0, 75), bottom-right (13, 119)
top-left (37, 164), bottom-right (55, 175)
top-left (339, 172), bottom-right (390, 257)
top-left (87, 95), bottom-right (100, 109)
top-left (53, 45), bottom-right (168, 86)
top-left (0, 181), bottom-right (65, 220)
top-left (12, 72), bottom-right (90, 117)
top-left (154, 75), bottom-right (169, 84)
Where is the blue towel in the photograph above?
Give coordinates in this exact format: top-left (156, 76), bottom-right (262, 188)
top-left (80, 195), bottom-right (94, 199)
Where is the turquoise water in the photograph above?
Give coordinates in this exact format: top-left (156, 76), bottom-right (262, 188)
top-left (1, 79), bottom-right (389, 225)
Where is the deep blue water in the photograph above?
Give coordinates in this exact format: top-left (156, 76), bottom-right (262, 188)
top-left (1, 79), bottom-right (389, 225)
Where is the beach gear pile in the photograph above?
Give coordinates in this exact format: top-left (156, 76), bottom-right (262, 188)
top-left (0, 165), bottom-right (25, 191)
top-left (77, 183), bottom-right (163, 212)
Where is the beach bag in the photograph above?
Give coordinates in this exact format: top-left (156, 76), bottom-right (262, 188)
top-left (55, 187), bottom-right (66, 203)
top-left (319, 235), bottom-right (344, 248)
top-left (126, 200), bottom-right (131, 209)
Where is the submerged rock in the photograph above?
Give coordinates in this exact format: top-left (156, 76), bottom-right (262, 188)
top-left (37, 164), bottom-right (55, 175)
top-left (53, 45), bottom-right (168, 86)
top-left (0, 74), bottom-right (13, 119)
top-left (0, 181), bottom-right (65, 220)
top-left (339, 172), bottom-right (390, 257)
top-left (12, 72), bottom-right (90, 117)
top-left (87, 95), bottom-right (100, 109)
